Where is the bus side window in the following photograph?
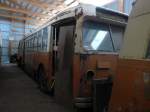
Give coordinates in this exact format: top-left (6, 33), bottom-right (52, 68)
top-left (25, 41), bottom-right (26, 52)
top-left (38, 31), bottom-right (42, 52)
top-left (32, 37), bottom-right (34, 52)
top-left (27, 40), bottom-right (29, 52)
top-left (42, 27), bottom-right (48, 52)
top-left (30, 37), bottom-right (33, 52)
top-left (29, 39), bottom-right (31, 52)
top-left (34, 33), bottom-right (37, 52)
top-left (30, 38), bottom-right (32, 52)
top-left (33, 36), bottom-right (35, 52)
top-left (29, 39), bottom-right (30, 52)
top-left (28, 40), bottom-right (30, 52)
top-left (26, 41), bottom-right (27, 52)
top-left (31, 39), bottom-right (32, 52)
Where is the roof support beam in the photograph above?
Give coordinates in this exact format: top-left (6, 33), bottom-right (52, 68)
top-left (0, 3), bottom-right (48, 17)
top-left (0, 13), bottom-right (32, 20)
top-left (27, 0), bottom-right (49, 9)
top-left (10, 0), bottom-right (50, 10)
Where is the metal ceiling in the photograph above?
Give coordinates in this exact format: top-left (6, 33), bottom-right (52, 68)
top-left (0, 0), bottom-right (72, 29)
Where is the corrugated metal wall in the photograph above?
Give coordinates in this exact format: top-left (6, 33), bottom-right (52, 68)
top-left (0, 19), bottom-right (10, 64)
top-left (0, 18), bottom-right (24, 64)
top-left (1, 39), bottom-right (9, 63)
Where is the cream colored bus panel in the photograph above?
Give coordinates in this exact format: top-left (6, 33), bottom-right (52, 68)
top-left (130, 0), bottom-right (150, 18)
top-left (120, 0), bottom-right (150, 59)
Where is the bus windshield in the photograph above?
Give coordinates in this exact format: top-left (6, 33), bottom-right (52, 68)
top-left (83, 20), bottom-right (124, 52)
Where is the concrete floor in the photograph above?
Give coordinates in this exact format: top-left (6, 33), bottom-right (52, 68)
top-left (0, 64), bottom-right (72, 112)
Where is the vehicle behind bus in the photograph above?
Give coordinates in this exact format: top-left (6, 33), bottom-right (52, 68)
top-left (18, 4), bottom-right (128, 111)
top-left (109, 0), bottom-right (150, 111)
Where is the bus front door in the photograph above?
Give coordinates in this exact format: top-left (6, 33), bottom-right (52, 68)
top-left (54, 24), bottom-right (75, 107)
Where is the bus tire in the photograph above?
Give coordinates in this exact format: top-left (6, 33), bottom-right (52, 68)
top-left (38, 66), bottom-right (48, 92)
top-left (74, 97), bottom-right (92, 103)
top-left (74, 97), bottom-right (92, 111)
top-left (75, 102), bottom-right (92, 109)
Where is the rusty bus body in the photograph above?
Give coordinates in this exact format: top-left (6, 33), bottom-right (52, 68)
top-left (18, 4), bottom-right (128, 111)
top-left (109, 0), bottom-right (150, 111)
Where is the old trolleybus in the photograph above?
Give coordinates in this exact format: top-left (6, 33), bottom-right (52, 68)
top-left (18, 4), bottom-right (128, 111)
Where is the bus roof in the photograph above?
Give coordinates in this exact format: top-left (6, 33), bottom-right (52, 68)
top-left (25, 3), bottom-right (128, 38)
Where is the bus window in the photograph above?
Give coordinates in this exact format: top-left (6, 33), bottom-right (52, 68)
top-left (28, 40), bottom-right (30, 52)
top-left (26, 41), bottom-right (28, 52)
top-left (83, 20), bottom-right (124, 52)
top-left (25, 41), bottom-right (26, 51)
top-left (83, 21), bottom-right (114, 52)
top-left (31, 38), bottom-right (33, 52)
top-left (38, 30), bottom-right (42, 52)
top-left (34, 33), bottom-right (38, 51)
top-left (110, 25), bottom-right (124, 52)
top-left (27, 40), bottom-right (29, 52)
top-left (28, 40), bottom-right (30, 53)
top-left (33, 35), bottom-right (35, 52)
top-left (42, 27), bottom-right (48, 52)
top-left (26, 40), bottom-right (28, 52)
top-left (26, 41), bottom-right (27, 50)
top-left (31, 38), bottom-right (34, 52)
top-left (29, 39), bottom-right (31, 52)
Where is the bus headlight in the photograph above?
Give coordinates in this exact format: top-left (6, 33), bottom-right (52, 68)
top-left (86, 70), bottom-right (95, 80)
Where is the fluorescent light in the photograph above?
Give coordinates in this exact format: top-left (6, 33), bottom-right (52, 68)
top-left (68, 1), bottom-right (79, 8)
top-left (40, 18), bottom-right (45, 21)
top-left (52, 10), bottom-right (58, 14)
top-left (79, 0), bottom-right (115, 6)
top-left (48, 13), bottom-right (52, 16)
top-left (9, 37), bottom-right (14, 41)
top-left (91, 31), bottom-right (107, 50)
top-left (64, 0), bottom-right (74, 5)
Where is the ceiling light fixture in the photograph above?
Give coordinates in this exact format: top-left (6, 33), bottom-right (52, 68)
top-left (64, 0), bottom-right (75, 5)
top-left (79, 0), bottom-right (115, 7)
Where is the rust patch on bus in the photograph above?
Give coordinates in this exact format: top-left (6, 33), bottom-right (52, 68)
top-left (72, 53), bottom-right (118, 97)
top-left (109, 59), bottom-right (150, 112)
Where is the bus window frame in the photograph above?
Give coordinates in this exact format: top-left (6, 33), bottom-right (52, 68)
top-left (47, 26), bottom-right (52, 53)
top-left (51, 17), bottom-right (76, 50)
top-left (31, 36), bottom-right (34, 52)
top-left (34, 33), bottom-right (38, 52)
top-left (37, 30), bottom-right (43, 52)
top-left (81, 16), bottom-right (126, 54)
top-left (42, 26), bottom-right (49, 52)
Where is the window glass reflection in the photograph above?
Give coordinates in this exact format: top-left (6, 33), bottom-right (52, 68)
top-left (83, 21), bottom-right (113, 52)
top-left (83, 21), bottom-right (124, 52)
